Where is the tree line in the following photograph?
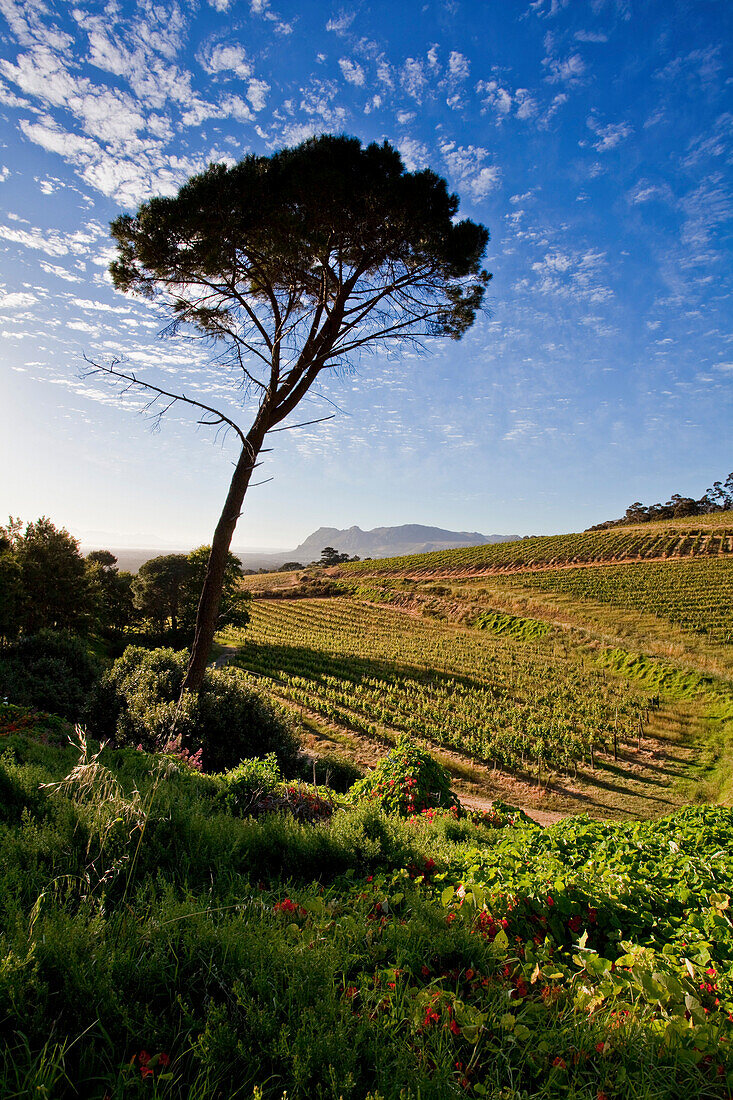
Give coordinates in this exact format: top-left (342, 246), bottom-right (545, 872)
top-left (589, 472), bottom-right (733, 530)
top-left (0, 517), bottom-right (249, 648)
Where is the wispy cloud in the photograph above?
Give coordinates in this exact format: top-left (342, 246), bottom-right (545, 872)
top-left (586, 116), bottom-right (632, 151)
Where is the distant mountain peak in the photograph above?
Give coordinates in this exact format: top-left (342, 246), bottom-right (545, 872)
top-left (291, 523), bottom-right (518, 561)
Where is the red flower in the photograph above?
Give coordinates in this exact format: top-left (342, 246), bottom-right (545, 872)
top-left (568, 915), bottom-right (582, 932)
top-left (552, 1056), bottom-right (566, 1070)
top-left (596, 1041), bottom-right (605, 1054)
top-left (547, 896), bottom-right (555, 907)
top-left (449, 1018), bottom-right (461, 1036)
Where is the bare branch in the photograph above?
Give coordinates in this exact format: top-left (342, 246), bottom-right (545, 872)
top-left (81, 354), bottom-right (249, 447)
top-left (267, 413), bottom-right (335, 433)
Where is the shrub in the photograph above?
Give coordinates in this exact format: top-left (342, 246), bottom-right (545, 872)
top-left (84, 647), bottom-right (298, 773)
top-left (347, 736), bottom-right (458, 818)
top-left (220, 756), bottom-right (336, 823)
top-left (298, 751), bottom-right (364, 793)
top-left (219, 754), bottom-right (282, 816)
top-left (0, 630), bottom-right (101, 721)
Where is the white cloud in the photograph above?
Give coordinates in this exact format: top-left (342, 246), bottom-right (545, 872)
top-left (515, 89), bottom-right (538, 120)
top-left (247, 78), bottom-right (270, 112)
top-left (199, 43), bottom-right (253, 80)
top-left (39, 261), bottom-right (82, 283)
top-left (0, 289), bottom-right (37, 310)
top-left (476, 79), bottom-right (512, 121)
top-left (0, 75), bottom-right (31, 107)
top-left (2, 48), bottom-right (150, 144)
top-left (401, 57), bottom-right (426, 101)
top-left (398, 137), bottom-right (429, 171)
top-left (627, 180), bottom-right (673, 206)
top-left (574, 30), bottom-right (608, 42)
top-left (0, 221), bottom-right (70, 256)
top-left (587, 117), bottom-right (632, 151)
top-left (0, 166), bottom-right (8, 182)
top-left (544, 52), bottom-right (586, 84)
top-left (527, 247), bottom-right (612, 303)
top-left (447, 51), bottom-right (469, 81)
top-left (440, 142), bottom-right (500, 201)
top-left (298, 79), bottom-right (348, 129)
top-left (376, 58), bottom-right (393, 87)
top-left (338, 57), bottom-right (365, 86)
top-left (326, 11), bottom-right (356, 33)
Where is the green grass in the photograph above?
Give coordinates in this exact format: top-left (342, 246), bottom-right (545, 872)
top-left (3, 715), bottom-right (733, 1099)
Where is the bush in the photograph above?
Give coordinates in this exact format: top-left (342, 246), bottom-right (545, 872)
top-left (298, 751), bottom-right (364, 793)
top-left (0, 630), bottom-right (101, 721)
top-left (347, 736), bottom-right (458, 818)
top-left (219, 754), bottom-right (282, 816)
top-left (84, 647), bottom-right (298, 773)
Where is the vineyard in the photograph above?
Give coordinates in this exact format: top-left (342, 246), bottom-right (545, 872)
top-left (338, 517), bottom-right (733, 577)
top-left (233, 599), bottom-right (654, 778)
top-left (485, 557), bottom-right (733, 645)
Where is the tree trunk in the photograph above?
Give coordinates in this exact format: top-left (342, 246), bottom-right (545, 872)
top-left (180, 416), bottom-right (268, 695)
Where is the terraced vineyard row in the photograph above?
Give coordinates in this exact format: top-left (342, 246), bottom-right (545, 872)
top-left (488, 557), bottom-right (733, 644)
top-left (339, 521), bottom-right (733, 577)
top-left (234, 599), bottom-right (654, 776)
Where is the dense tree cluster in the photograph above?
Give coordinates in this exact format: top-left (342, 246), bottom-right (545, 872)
top-left (133, 546), bottom-right (249, 644)
top-left (589, 473), bottom-right (733, 530)
top-left (0, 518), bottom-right (249, 648)
top-left (0, 517), bottom-right (134, 642)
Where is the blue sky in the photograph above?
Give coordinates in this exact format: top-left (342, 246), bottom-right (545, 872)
top-left (0, 0), bottom-right (731, 551)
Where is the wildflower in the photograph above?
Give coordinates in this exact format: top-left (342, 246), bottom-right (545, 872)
top-left (596, 1041), bottom-right (605, 1054)
top-left (568, 915), bottom-right (582, 933)
top-left (448, 1018), bottom-right (461, 1036)
top-left (547, 895), bottom-right (555, 907)
top-left (421, 965), bottom-right (431, 977)
top-left (552, 1056), bottom-right (567, 1070)
top-left (465, 968), bottom-right (475, 981)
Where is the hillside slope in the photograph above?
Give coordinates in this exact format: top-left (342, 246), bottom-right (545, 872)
top-left (337, 514), bottom-right (733, 577)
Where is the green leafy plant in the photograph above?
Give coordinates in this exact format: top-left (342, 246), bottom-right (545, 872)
top-left (0, 630), bottom-right (101, 721)
top-left (84, 646), bottom-right (298, 772)
top-left (348, 736), bottom-right (458, 817)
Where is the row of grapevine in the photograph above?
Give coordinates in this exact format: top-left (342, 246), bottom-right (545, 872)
top-left (338, 523), bottom-right (733, 578)
top-left (233, 598), bottom-right (655, 776)
top-left (487, 558), bottom-right (733, 644)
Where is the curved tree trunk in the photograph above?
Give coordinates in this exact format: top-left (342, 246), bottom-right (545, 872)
top-left (180, 416), bottom-right (269, 695)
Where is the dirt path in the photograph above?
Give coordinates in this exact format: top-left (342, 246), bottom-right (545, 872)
top-left (210, 645), bottom-right (240, 669)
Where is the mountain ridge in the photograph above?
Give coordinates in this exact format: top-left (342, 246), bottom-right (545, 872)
top-left (290, 524), bottom-right (518, 562)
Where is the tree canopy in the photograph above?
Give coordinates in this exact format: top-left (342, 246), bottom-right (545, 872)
top-left (133, 547), bottom-right (248, 644)
top-left (103, 134), bottom-right (491, 693)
